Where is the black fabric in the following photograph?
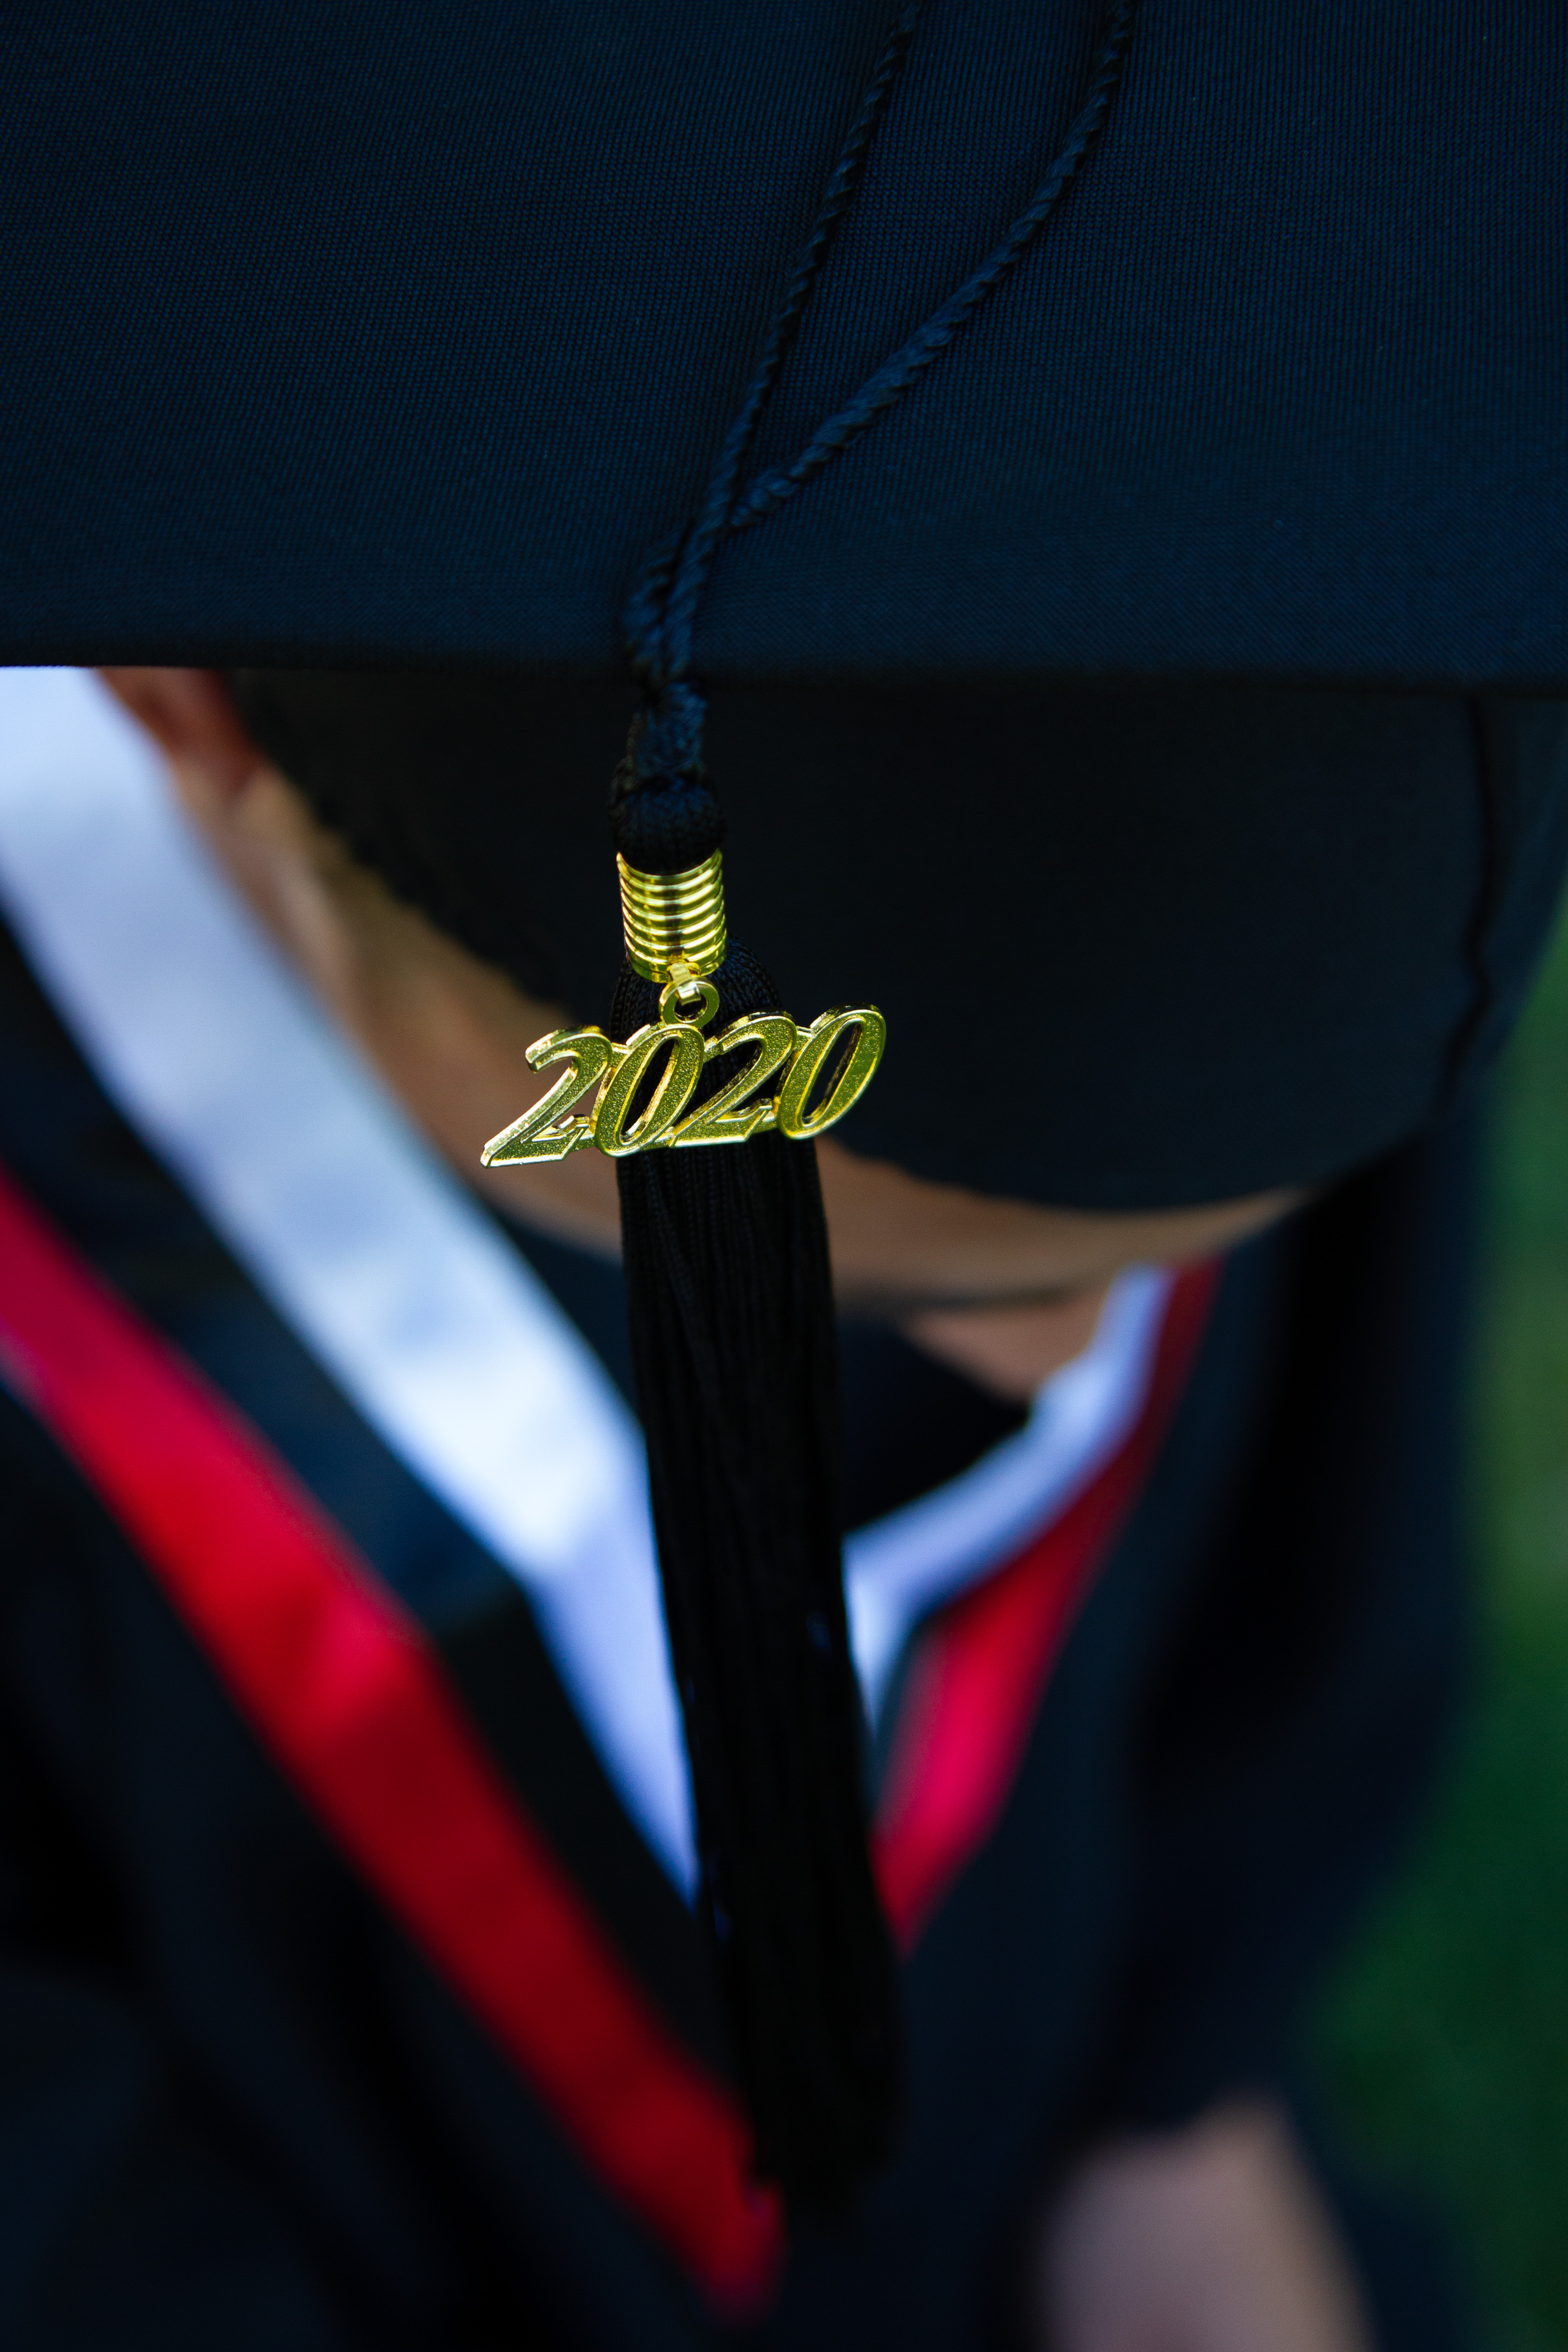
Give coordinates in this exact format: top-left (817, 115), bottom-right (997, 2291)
top-left (0, 893), bottom-right (1481, 2347)
top-left (1084, 1114), bottom-right (1480, 2135)
top-left (0, 917), bottom-right (728, 2079)
top-left (0, 904), bottom-right (1013, 2116)
top-left (231, 670), bottom-right (1568, 1208)
top-left (780, 1128), bottom-right (1480, 2352)
top-left (836, 1321), bottom-right (1027, 1534)
top-left (2, 4), bottom-right (1564, 688)
top-left (436, 1588), bottom-right (729, 2084)
top-left (0, 1396), bottom-right (536, 2352)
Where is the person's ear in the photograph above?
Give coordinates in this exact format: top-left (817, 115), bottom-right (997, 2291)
top-left (98, 667), bottom-right (261, 799)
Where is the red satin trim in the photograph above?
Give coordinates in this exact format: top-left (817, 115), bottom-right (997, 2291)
top-left (0, 1156), bottom-right (1213, 2290)
top-left (873, 1264), bottom-right (1218, 1949)
top-left (0, 1163), bottom-right (780, 2313)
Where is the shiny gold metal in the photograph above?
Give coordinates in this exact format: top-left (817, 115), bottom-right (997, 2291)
top-left (658, 961), bottom-right (721, 1028)
top-left (776, 1007), bottom-right (887, 1140)
top-left (481, 1027), bottom-right (615, 1164)
top-left (593, 1021), bottom-right (707, 1156)
top-left (617, 850), bottom-right (727, 983)
top-left (481, 813), bottom-right (891, 1166)
top-left (483, 995), bottom-right (886, 1165)
top-left (674, 1013), bottom-right (798, 1146)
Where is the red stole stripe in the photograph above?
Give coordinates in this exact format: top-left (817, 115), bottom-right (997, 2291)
top-left (0, 1160), bottom-right (1211, 2301)
top-left (872, 1264), bottom-right (1217, 1947)
top-left (0, 1164), bottom-right (779, 2311)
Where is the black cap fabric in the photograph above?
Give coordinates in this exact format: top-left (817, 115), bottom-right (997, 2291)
top-left (4, 0), bottom-right (1565, 687)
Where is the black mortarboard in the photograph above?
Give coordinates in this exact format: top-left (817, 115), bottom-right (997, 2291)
top-left (5, 1), bottom-right (1565, 685)
top-left (6, 0), bottom-right (1567, 2210)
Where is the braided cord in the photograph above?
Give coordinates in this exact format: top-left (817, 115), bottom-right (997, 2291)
top-left (620, 0), bottom-right (1139, 789)
top-left (630, 0), bottom-right (927, 698)
top-left (728, 0), bottom-right (1139, 533)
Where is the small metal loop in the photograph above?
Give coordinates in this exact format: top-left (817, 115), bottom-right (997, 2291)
top-left (659, 971), bottom-right (720, 1028)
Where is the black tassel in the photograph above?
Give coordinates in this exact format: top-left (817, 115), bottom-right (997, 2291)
top-left (609, 759), bottom-right (901, 2210)
top-left (588, 0), bottom-right (1138, 2205)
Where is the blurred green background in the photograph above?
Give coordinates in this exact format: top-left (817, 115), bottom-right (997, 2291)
top-left (1318, 910), bottom-right (1568, 2348)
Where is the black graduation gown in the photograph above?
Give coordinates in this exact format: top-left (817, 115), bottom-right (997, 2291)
top-left (0, 911), bottom-right (1474, 2352)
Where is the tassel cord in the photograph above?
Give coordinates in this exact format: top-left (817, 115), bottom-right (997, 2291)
top-left (611, 964), bottom-right (896, 2201)
top-left (601, 0), bottom-right (1143, 2209)
top-left (725, 0), bottom-right (1140, 532)
top-left (634, 0), bottom-right (929, 705)
top-left (621, 0), bottom-right (1141, 779)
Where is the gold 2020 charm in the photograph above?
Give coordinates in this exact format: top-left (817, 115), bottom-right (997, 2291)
top-left (480, 999), bottom-right (886, 1167)
top-left (483, 842), bottom-right (884, 1166)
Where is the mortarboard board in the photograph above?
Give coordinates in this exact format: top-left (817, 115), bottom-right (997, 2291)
top-left (4, 0), bottom-right (1564, 687)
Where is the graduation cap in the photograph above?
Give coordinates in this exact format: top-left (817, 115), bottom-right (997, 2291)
top-left (6, 0), bottom-right (1566, 2209)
